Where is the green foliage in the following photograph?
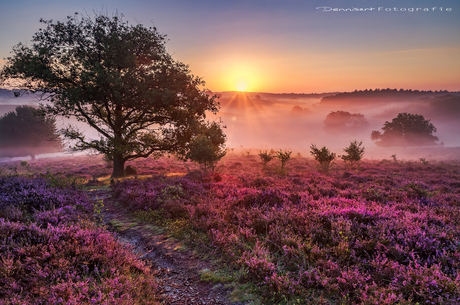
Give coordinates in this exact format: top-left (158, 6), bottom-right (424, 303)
top-left (1, 12), bottom-right (223, 178)
top-left (39, 172), bottom-right (83, 188)
top-left (157, 184), bottom-right (185, 204)
top-left (276, 150), bottom-right (292, 170)
top-left (94, 198), bottom-right (105, 226)
top-left (371, 113), bottom-right (439, 147)
top-left (341, 140), bottom-right (365, 164)
top-left (0, 106), bottom-right (62, 159)
top-left (258, 150), bottom-right (275, 166)
top-left (187, 134), bottom-right (226, 172)
top-left (310, 144), bottom-right (336, 173)
top-left (199, 268), bottom-right (234, 283)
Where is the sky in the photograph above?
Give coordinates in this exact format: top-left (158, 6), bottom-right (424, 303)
top-left (0, 0), bottom-right (459, 93)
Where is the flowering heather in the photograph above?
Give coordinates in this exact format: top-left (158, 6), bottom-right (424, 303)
top-left (0, 155), bottom-right (197, 181)
top-left (0, 176), bottom-right (160, 304)
top-left (0, 176), bottom-right (92, 226)
top-left (113, 156), bottom-right (460, 304)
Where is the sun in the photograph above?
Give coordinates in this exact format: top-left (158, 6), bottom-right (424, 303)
top-left (236, 81), bottom-right (247, 91)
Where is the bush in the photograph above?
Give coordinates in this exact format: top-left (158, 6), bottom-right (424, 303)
top-left (310, 144), bottom-right (336, 173)
top-left (187, 134), bottom-right (226, 172)
top-left (125, 165), bottom-right (138, 176)
top-left (259, 150), bottom-right (275, 167)
top-left (341, 140), bottom-right (365, 164)
top-left (276, 150), bottom-right (292, 170)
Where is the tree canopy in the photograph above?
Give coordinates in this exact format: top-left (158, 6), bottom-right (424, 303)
top-left (371, 113), bottom-right (439, 147)
top-left (186, 121), bottom-right (226, 172)
top-left (323, 110), bottom-right (369, 133)
top-left (0, 105), bottom-right (62, 159)
top-left (1, 13), bottom-right (224, 177)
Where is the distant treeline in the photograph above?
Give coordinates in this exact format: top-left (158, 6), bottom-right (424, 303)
top-left (214, 91), bottom-right (337, 99)
top-left (321, 88), bottom-right (460, 104)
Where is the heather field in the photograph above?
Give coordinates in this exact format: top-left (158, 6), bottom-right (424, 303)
top-left (1, 154), bottom-right (460, 304)
top-left (0, 167), bottom-right (161, 304)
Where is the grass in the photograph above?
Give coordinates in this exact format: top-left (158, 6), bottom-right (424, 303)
top-left (199, 268), bottom-right (235, 283)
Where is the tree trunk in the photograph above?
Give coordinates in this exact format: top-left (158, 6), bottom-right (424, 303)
top-left (112, 155), bottom-right (125, 178)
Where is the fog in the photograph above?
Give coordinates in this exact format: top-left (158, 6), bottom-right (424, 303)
top-left (1, 89), bottom-right (460, 162)
top-left (210, 91), bottom-right (460, 160)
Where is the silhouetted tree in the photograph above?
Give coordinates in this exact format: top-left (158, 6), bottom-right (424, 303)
top-left (371, 113), bottom-right (439, 147)
top-left (324, 110), bottom-right (369, 132)
top-left (0, 106), bottom-right (62, 159)
top-left (1, 12), bottom-right (224, 177)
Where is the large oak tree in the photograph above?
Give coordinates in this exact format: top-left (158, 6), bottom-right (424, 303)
top-left (1, 13), bottom-right (224, 177)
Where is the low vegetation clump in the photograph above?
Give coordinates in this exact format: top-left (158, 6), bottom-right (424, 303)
top-left (341, 140), bottom-right (365, 165)
top-left (258, 150), bottom-right (275, 167)
top-left (310, 144), bottom-right (336, 173)
top-left (110, 154), bottom-right (460, 304)
top-left (187, 133), bottom-right (226, 172)
top-left (0, 175), bottom-right (161, 304)
top-left (276, 149), bottom-right (292, 170)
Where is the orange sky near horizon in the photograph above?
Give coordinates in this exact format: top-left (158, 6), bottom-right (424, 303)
top-left (182, 45), bottom-right (460, 93)
top-left (0, 1), bottom-right (459, 94)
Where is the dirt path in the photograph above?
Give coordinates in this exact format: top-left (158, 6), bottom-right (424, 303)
top-left (88, 189), bottom-right (245, 305)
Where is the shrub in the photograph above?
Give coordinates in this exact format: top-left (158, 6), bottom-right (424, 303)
top-left (310, 144), bottom-right (336, 173)
top-left (187, 134), bottom-right (226, 172)
top-left (419, 158), bottom-right (429, 165)
top-left (258, 150), bottom-right (275, 167)
top-left (341, 140), bottom-right (365, 164)
top-left (276, 150), bottom-right (292, 170)
top-left (391, 154), bottom-right (398, 163)
top-left (125, 164), bottom-right (138, 176)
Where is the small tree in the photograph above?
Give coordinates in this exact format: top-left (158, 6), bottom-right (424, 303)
top-left (371, 113), bottom-right (439, 147)
top-left (186, 122), bottom-right (226, 172)
top-left (276, 150), bottom-right (292, 170)
top-left (341, 140), bottom-right (365, 164)
top-left (258, 150), bottom-right (275, 167)
top-left (0, 105), bottom-right (62, 159)
top-left (187, 135), bottom-right (226, 172)
top-left (310, 144), bottom-right (336, 173)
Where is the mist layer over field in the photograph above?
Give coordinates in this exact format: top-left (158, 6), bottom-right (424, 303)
top-left (211, 91), bottom-right (460, 160)
top-left (1, 89), bottom-right (460, 161)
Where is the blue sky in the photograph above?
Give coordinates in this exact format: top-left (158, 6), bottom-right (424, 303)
top-left (1, 0), bottom-right (459, 92)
